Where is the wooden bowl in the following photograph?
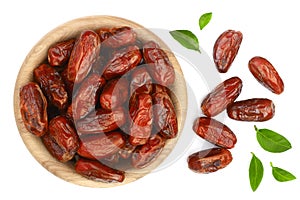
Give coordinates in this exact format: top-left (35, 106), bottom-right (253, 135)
top-left (13, 15), bottom-right (187, 187)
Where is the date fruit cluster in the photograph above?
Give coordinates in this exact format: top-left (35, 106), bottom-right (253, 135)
top-left (19, 26), bottom-right (178, 183)
top-left (188, 30), bottom-right (284, 174)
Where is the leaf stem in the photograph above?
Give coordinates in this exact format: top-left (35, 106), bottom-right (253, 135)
top-left (254, 125), bottom-right (258, 131)
top-left (270, 162), bottom-right (274, 168)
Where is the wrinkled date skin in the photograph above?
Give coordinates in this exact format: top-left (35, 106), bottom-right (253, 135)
top-left (201, 76), bottom-right (242, 117)
top-left (143, 41), bottom-right (175, 86)
top-left (19, 82), bottom-right (48, 137)
top-left (48, 39), bottom-right (75, 67)
top-left (34, 64), bottom-right (68, 110)
top-left (60, 68), bottom-right (74, 97)
top-left (72, 73), bottom-right (106, 120)
top-left (100, 78), bottom-right (129, 110)
top-left (42, 132), bottom-right (70, 162)
top-left (227, 98), bottom-right (275, 121)
top-left (67, 30), bottom-right (101, 83)
top-left (248, 56), bottom-right (284, 94)
top-left (152, 92), bottom-right (178, 139)
top-left (75, 158), bottom-right (125, 183)
top-left (213, 30), bottom-right (243, 73)
top-left (188, 148), bottom-right (233, 173)
top-left (129, 66), bottom-right (153, 95)
top-left (131, 134), bottom-right (166, 169)
top-left (103, 45), bottom-right (142, 80)
top-left (97, 26), bottom-right (137, 48)
top-left (129, 93), bottom-right (153, 146)
top-left (119, 136), bottom-right (136, 159)
top-left (48, 116), bottom-right (79, 161)
top-left (193, 117), bottom-right (237, 149)
top-left (76, 107), bottom-right (126, 135)
top-left (77, 131), bottom-right (125, 160)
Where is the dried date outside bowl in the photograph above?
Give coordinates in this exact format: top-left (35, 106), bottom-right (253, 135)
top-left (13, 15), bottom-right (187, 187)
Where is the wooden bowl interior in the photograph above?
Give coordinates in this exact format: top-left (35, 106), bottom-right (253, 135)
top-left (13, 15), bottom-right (187, 187)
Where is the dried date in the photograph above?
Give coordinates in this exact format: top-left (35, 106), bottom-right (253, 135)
top-left (48, 39), bottom-right (75, 67)
top-left (129, 93), bottom-right (153, 146)
top-left (213, 30), bottom-right (243, 73)
top-left (248, 56), bottom-right (284, 94)
top-left (118, 136), bottom-right (136, 159)
top-left (193, 117), bottom-right (237, 149)
top-left (77, 131), bottom-right (125, 160)
top-left (100, 78), bottom-right (129, 110)
top-left (227, 98), bottom-right (275, 121)
top-left (67, 30), bottom-right (101, 83)
top-left (75, 158), bottom-right (125, 183)
top-left (143, 41), bottom-right (175, 86)
top-left (103, 45), bottom-right (142, 80)
top-left (42, 132), bottom-right (69, 162)
top-left (188, 148), bottom-right (233, 173)
top-left (48, 116), bottom-right (79, 161)
top-left (34, 64), bottom-right (68, 110)
top-left (152, 91), bottom-right (178, 139)
top-left (72, 73), bottom-right (106, 120)
top-left (129, 66), bottom-right (153, 95)
top-left (76, 107), bottom-right (126, 135)
top-left (201, 76), bottom-right (242, 117)
top-left (19, 82), bottom-right (48, 137)
top-left (131, 134), bottom-right (166, 169)
top-left (97, 26), bottom-right (137, 48)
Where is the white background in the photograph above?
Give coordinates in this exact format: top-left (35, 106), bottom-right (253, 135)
top-left (1, 0), bottom-right (299, 199)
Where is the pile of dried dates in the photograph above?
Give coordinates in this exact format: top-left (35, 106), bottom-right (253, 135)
top-left (19, 26), bottom-right (179, 183)
top-left (188, 30), bottom-right (284, 173)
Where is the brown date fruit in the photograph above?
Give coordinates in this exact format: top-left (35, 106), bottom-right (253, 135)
top-left (188, 148), bottom-right (233, 173)
top-left (72, 73), bottom-right (106, 120)
top-left (101, 153), bottom-right (120, 166)
top-left (75, 158), bottom-right (125, 183)
top-left (129, 93), bottom-right (153, 146)
top-left (67, 30), bottom-right (101, 83)
top-left (48, 39), bottom-right (75, 67)
top-left (131, 134), bottom-right (166, 169)
top-left (193, 117), bottom-right (237, 149)
top-left (76, 107), bottom-right (126, 135)
top-left (34, 64), bottom-right (68, 110)
top-left (152, 91), bottom-right (178, 139)
top-left (201, 76), bottom-right (242, 117)
top-left (152, 84), bottom-right (168, 94)
top-left (118, 136), bottom-right (136, 159)
top-left (143, 41), bottom-right (175, 86)
top-left (100, 78), bottom-right (129, 110)
top-left (77, 131), bottom-right (125, 160)
top-left (248, 56), bottom-right (284, 94)
top-left (97, 26), bottom-right (137, 48)
top-left (42, 132), bottom-right (69, 162)
top-left (103, 45), bottom-right (142, 80)
top-left (227, 98), bottom-right (275, 121)
top-left (129, 66), bottom-right (153, 95)
top-left (60, 68), bottom-right (74, 97)
top-left (213, 30), bottom-right (243, 73)
top-left (19, 82), bottom-right (48, 137)
top-left (48, 116), bottom-right (79, 161)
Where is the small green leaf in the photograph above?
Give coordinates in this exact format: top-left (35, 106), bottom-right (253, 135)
top-left (254, 125), bottom-right (292, 153)
top-left (199, 12), bottom-right (212, 30)
top-left (249, 152), bottom-right (264, 192)
top-left (169, 30), bottom-right (200, 52)
top-left (270, 162), bottom-right (296, 182)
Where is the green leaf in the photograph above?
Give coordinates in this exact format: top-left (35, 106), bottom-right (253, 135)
top-left (249, 152), bottom-right (264, 192)
top-left (199, 12), bottom-right (212, 30)
top-left (169, 30), bottom-right (200, 52)
top-left (270, 162), bottom-right (296, 182)
top-left (254, 125), bottom-right (292, 153)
